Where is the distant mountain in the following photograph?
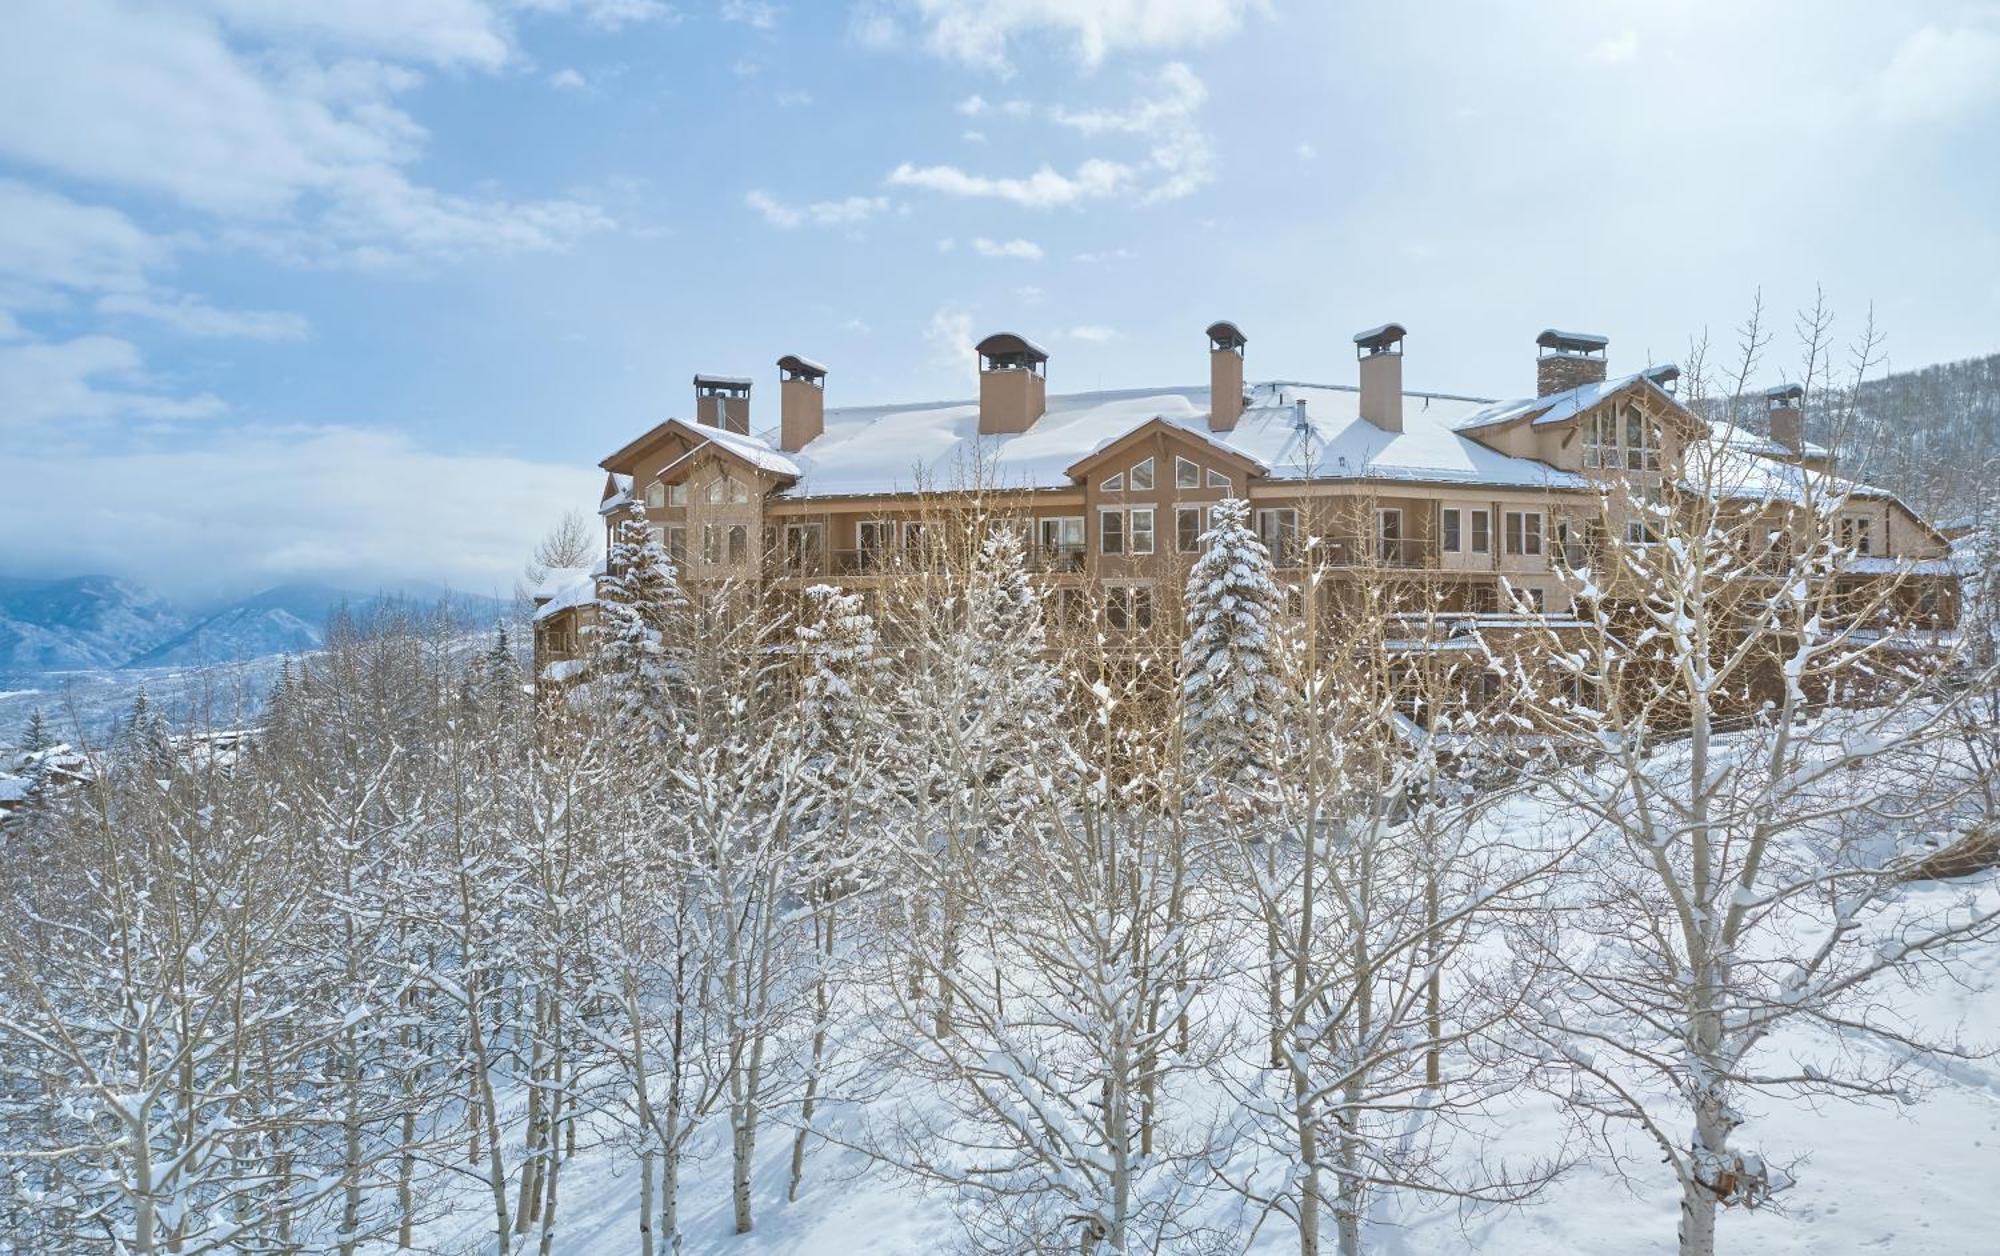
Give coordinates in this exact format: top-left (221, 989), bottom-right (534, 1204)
top-left (0, 575), bottom-right (514, 674)
top-left (0, 576), bottom-right (189, 671)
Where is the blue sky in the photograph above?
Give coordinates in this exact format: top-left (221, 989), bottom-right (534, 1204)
top-left (1, 0), bottom-right (1995, 598)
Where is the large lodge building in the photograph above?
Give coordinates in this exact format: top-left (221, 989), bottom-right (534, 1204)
top-left (532, 321), bottom-right (1959, 688)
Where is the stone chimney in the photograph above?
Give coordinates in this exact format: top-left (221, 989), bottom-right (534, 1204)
top-left (777, 354), bottom-right (826, 452)
top-left (1535, 329), bottom-right (1609, 396)
top-left (1765, 382), bottom-right (1805, 452)
top-left (1354, 322), bottom-right (1407, 433)
top-left (975, 333), bottom-right (1047, 435)
top-left (694, 374), bottom-right (752, 434)
top-left (1206, 320), bottom-right (1247, 432)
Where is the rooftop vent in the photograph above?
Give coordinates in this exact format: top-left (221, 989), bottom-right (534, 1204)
top-left (1535, 329), bottom-right (1609, 397)
top-left (976, 332), bottom-right (1047, 434)
top-left (778, 355), bottom-right (827, 452)
top-left (1207, 320), bottom-right (1247, 432)
top-left (1355, 323), bottom-right (1407, 433)
top-left (694, 374), bottom-right (752, 434)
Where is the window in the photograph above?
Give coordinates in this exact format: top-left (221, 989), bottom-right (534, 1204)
top-left (1470, 509), bottom-right (1491, 554)
top-left (704, 475), bottom-right (749, 505)
top-left (1130, 507), bottom-right (1155, 554)
top-left (1583, 411), bottom-right (1612, 470)
top-left (1039, 516), bottom-right (1085, 561)
top-left (1130, 457), bottom-right (1155, 491)
top-left (1840, 515), bottom-right (1874, 555)
top-left (666, 525), bottom-right (687, 564)
top-left (1443, 507), bottom-right (1462, 553)
top-left (727, 525), bottom-right (748, 564)
top-left (702, 524), bottom-right (723, 564)
top-left (902, 520), bottom-right (928, 555)
top-left (857, 520), bottom-right (893, 570)
top-left (1505, 511), bottom-right (1544, 557)
top-left (1100, 508), bottom-right (1126, 555)
top-left (1102, 472), bottom-right (1125, 493)
top-left (1624, 405), bottom-right (1660, 471)
top-left (645, 482), bottom-right (666, 508)
top-left (647, 525), bottom-right (667, 548)
top-left (668, 481), bottom-right (689, 507)
top-left (1106, 586), bottom-right (1154, 631)
top-left (1176, 457), bottom-right (1201, 489)
top-left (1377, 508), bottom-right (1403, 564)
top-left (1208, 468), bottom-right (1230, 489)
top-left (1177, 505), bottom-right (1206, 552)
top-left (1256, 508), bottom-right (1298, 563)
top-left (784, 523), bottom-right (823, 573)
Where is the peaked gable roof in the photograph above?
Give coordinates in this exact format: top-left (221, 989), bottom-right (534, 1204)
top-left (1452, 367), bottom-right (1693, 436)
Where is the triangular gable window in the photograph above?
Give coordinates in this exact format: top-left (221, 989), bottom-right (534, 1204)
top-left (1102, 472), bottom-right (1124, 492)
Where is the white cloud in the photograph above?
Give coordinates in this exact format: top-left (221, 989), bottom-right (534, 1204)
top-left (1879, 19), bottom-right (2000, 124)
top-left (96, 293), bottom-right (310, 341)
top-left (961, 129), bottom-right (987, 143)
top-left (1075, 246), bottom-right (1133, 263)
top-left (924, 306), bottom-right (978, 384)
top-left (1588, 29), bottom-right (1639, 66)
top-left (206, 0), bottom-right (514, 69)
top-left (890, 0), bottom-right (1258, 70)
top-left (972, 236), bottom-right (1044, 260)
top-left (0, 424), bottom-right (602, 596)
top-left (1048, 61), bottom-right (1214, 201)
top-left (0, 0), bottom-right (611, 265)
top-left (957, 94), bottom-right (988, 115)
top-left (549, 66), bottom-right (589, 90)
top-left (0, 180), bottom-right (165, 302)
top-left (886, 158), bottom-right (1134, 208)
top-left (1294, 140), bottom-right (1316, 161)
top-left (745, 189), bottom-right (891, 228)
top-left (0, 335), bottom-right (226, 428)
top-left (513, 0), bottom-right (678, 32)
top-left (776, 89), bottom-right (813, 106)
top-left (936, 237), bottom-right (956, 252)
top-left (1067, 324), bottom-right (1117, 342)
top-left (721, 0), bottom-right (780, 29)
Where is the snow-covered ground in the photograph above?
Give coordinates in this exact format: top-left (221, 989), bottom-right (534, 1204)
top-left (385, 794), bottom-right (2000, 1256)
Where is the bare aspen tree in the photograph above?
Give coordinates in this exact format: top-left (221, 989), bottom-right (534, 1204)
top-left (1502, 297), bottom-right (2000, 1256)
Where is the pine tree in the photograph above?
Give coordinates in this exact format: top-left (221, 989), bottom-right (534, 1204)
top-left (1181, 497), bottom-right (1285, 805)
top-left (595, 506), bottom-right (692, 739)
top-left (20, 707), bottom-right (51, 754)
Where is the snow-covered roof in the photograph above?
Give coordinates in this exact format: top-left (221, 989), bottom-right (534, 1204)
top-left (530, 566), bottom-right (595, 603)
top-left (532, 570), bottom-right (598, 622)
top-left (1686, 437), bottom-right (1907, 512)
top-left (1452, 368), bottom-right (1683, 434)
top-left (1706, 421), bottom-right (1830, 461)
top-left (0, 774), bottom-right (28, 805)
top-left (766, 381), bottom-right (1584, 499)
top-left (661, 422), bottom-right (802, 481)
top-left (1843, 556), bottom-right (1959, 577)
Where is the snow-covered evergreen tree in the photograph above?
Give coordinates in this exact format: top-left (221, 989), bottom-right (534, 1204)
top-left (594, 505), bottom-right (690, 740)
top-left (18, 707), bottom-right (51, 754)
top-left (1181, 497), bottom-right (1285, 807)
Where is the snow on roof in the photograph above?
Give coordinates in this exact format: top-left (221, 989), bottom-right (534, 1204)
top-left (0, 775), bottom-right (28, 805)
top-left (693, 373), bottom-right (753, 389)
top-left (1686, 437), bottom-right (1903, 510)
top-left (1706, 421), bottom-right (1830, 461)
top-left (772, 381), bottom-right (1583, 499)
top-left (531, 566), bottom-right (595, 603)
top-left (1451, 367), bottom-right (1680, 434)
top-left (532, 570), bottom-right (598, 622)
top-left (661, 422), bottom-right (802, 481)
top-left (1843, 556), bottom-right (1959, 577)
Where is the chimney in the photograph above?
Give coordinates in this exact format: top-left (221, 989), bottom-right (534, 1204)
top-left (694, 374), bottom-right (752, 434)
top-left (1765, 383), bottom-right (1805, 452)
top-left (777, 354), bottom-right (826, 452)
top-left (1206, 320), bottom-right (1247, 432)
top-left (1535, 329), bottom-right (1609, 396)
top-left (1353, 322), bottom-right (1407, 433)
top-left (975, 333), bottom-right (1048, 435)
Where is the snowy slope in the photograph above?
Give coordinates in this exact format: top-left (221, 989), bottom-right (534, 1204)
top-left (0, 575), bottom-right (189, 671)
top-left (382, 787), bottom-right (2000, 1256)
